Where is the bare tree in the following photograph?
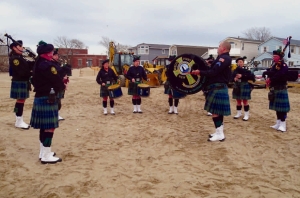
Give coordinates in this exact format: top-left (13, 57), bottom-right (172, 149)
top-left (54, 36), bottom-right (87, 63)
top-left (242, 27), bottom-right (272, 42)
top-left (99, 36), bottom-right (131, 55)
top-left (0, 35), bottom-right (9, 72)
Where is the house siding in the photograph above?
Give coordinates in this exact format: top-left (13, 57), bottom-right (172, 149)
top-left (255, 38), bottom-right (300, 66)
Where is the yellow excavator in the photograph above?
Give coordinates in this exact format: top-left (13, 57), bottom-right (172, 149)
top-left (108, 41), bottom-right (166, 87)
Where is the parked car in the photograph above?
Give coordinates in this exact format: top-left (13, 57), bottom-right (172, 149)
top-left (253, 70), bottom-right (266, 81)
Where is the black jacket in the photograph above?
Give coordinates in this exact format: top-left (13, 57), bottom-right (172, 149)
top-left (263, 61), bottom-right (288, 87)
top-left (126, 66), bottom-right (147, 82)
top-left (9, 53), bottom-right (32, 81)
top-left (231, 67), bottom-right (255, 82)
top-left (96, 67), bottom-right (118, 85)
top-left (200, 52), bottom-right (232, 85)
top-left (32, 57), bottom-right (65, 97)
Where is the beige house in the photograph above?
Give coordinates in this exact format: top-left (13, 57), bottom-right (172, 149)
top-left (207, 37), bottom-right (262, 62)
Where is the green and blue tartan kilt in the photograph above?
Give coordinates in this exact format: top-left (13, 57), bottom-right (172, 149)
top-left (10, 81), bottom-right (29, 99)
top-left (30, 96), bottom-right (59, 129)
top-left (128, 82), bottom-right (141, 95)
top-left (232, 82), bottom-right (252, 100)
top-left (57, 90), bottom-right (65, 99)
top-left (164, 80), bottom-right (171, 94)
top-left (269, 89), bottom-right (290, 112)
top-left (204, 83), bottom-right (231, 116)
top-left (100, 85), bottom-right (110, 97)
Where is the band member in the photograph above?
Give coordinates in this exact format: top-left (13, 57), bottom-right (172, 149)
top-left (164, 55), bottom-right (184, 114)
top-left (232, 56), bottom-right (255, 121)
top-left (192, 42), bottom-right (232, 142)
top-left (126, 56), bottom-right (147, 113)
top-left (263, 49), bottom-right (290, 132)
top-left (96, 59), bottom-right (119, 115)
top-left (30, 41), bottom-right (65, 164)
top-left (205, 54), bottom-right (215, 116)
top-left (52, 48), bottom-right (71, 120)
top-left (9, 40), bottom-right (32, 129)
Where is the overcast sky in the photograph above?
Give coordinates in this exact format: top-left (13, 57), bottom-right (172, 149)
top-left (1, 0), bottom-right (299, 54)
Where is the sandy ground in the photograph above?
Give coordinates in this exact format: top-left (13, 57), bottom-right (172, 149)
top-left (0, 68), bottom-right (300, 198)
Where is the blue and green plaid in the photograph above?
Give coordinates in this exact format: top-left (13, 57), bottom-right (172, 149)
top-left (10, 81), bottom-right (29, 99)
top-left (128, 82), bottom-right (141, 95)
top-left (232, 82), bottom-right (252, 100)
top-left (57, 90), bottom-right (65, 99)
top-left (30, 96), bottom-right (59, 129)
top-left (269, 89), bottom-right (290, 112)
top-left (204, 83), bottom-right (231, 116)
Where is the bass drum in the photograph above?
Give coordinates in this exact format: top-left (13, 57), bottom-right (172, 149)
top-left (166, 54), bottom-right (209, 95)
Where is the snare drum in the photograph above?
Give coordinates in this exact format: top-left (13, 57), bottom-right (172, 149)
top-left (108, 84), bottom-right (123, 99)
top-left (171, 89), bottom-right (186, 99)
top-left (137, 84), bottom-right (150, 97)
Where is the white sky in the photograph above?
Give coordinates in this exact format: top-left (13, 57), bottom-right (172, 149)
top-left (1, 0), bottom-right (299, 54)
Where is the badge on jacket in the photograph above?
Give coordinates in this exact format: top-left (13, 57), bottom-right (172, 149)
top-left (13, 59), bottom-right (19, 66)
top-left (51, 67), bottom-right (57, 74)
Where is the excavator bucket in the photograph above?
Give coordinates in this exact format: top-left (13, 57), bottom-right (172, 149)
top-left (146, 73), bottom-right (160, 87)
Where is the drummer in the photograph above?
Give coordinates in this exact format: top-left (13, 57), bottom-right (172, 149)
top-left (96, 59), bottom-right (119, 115)
top-left (164, 55), bottom-right (184, 114)
top-left (126, 56), bottom-right (147, 113)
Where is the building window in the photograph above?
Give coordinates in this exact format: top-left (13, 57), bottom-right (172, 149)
top-left (162, 49), bottom-right (165, 54)
top-left (291, 46), bottom-right (294, 53)
top-left (288, 61), bottom-right (294, 66)
top-left (140, 60), bottom-right (149, 65)
top-left (263, 47), bottom-right (267, 52)
top-left (279, 46), bottom-right (282, 50)
top-left (99, 59), bottom-right (102, 66)
top-left (230, 42), bottom-right (235, 48)
top-left (78, 59), bottom-right (82, 66)
top-left (138, 45), bottom-right (149, 54)
top-left (171, 50), bottom-right (177, 55)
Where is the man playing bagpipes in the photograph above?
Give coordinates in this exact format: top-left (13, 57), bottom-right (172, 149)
top-left (231, 56), bottom-right (255, 121)
top-left (52, 48), bottom-right (71, 120)
top-left (8, 39), bottom-right (32, 129)
top-left (263, 48), bottom-right (290, 132)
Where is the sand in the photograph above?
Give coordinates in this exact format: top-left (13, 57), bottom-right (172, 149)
top-left (0, 68), bottom-right (300, 198)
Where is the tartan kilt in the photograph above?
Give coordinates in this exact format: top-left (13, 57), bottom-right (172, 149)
top-left (164, 80), bottom-right (171, 94)
top-left (232, 82), bottom-right (252, 100)
top-left (30, 96), bottom-right (59, 129)
top-left (204, 83), bottom-right (231, 116)
top-left (128, 82), bottom-right (139, 95)
top-left (269, 89), bottom-right (290, 112)
top-left (10, 81), bottom-right (29, 99)
top-left (57, 90), bottom-right (65, 99)
top-left (100, 85), bottom-right (110, 97)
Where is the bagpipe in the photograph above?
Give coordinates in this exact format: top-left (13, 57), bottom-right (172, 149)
top-left (4, 33), bottom-right (37, 62)
top-left (264, 36), bottom-right (298, 82)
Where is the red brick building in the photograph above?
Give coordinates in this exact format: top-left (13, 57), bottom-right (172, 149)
top-left (58, 48), bottom-right (107, 68)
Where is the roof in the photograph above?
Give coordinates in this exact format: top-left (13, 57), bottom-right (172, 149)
top-left (258, 37), bottom-right (300, 47)
top-left (152, 56), bottom-right (168, 61)
top-left (129, 43), bottom-right (170, 49)
top-left (171, 44), bottom-right (217, 48)
top-left (223, 37), bottom-right (262, 43)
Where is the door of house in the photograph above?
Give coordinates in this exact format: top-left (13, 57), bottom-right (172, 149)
top-left (86, 59), bottom-right (93, 67)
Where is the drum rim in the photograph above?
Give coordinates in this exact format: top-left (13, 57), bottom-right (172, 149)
top-left (108, 84), bottom-right (120, 90)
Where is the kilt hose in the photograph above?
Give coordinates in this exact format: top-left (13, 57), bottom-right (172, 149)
top-left (269, 89), bottom-right (290, 112)
top-left (232, 82), bottom-right (252, 100)
top-left (204, 83), bottom-right (231, 116)
top-left (30, 96), bottom-right (59, 129)
top-left (10, 81), bottom-right (29, 99)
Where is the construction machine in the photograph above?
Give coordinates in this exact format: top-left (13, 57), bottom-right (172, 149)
top-left (109, 42), bottom-right (133, 87)
top-left (108, 41), bottom-right (166, 87)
